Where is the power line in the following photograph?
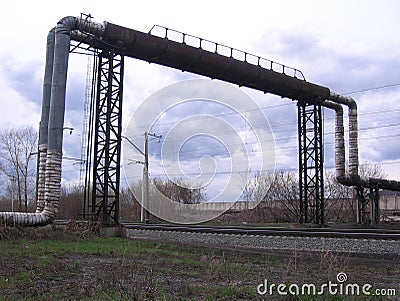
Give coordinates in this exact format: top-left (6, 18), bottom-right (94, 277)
top-left (128, 100), bottom-right (400, 137)
top-left (122, 81), bottom-right (400, 135)
top-left (139, 119), bottom-right (400, 151)
top-left (124, 160), bottom-right (400, 180)
top-left (342, 83), bottom-right (400, 95)
top-left (145, 131), bottom-right (400, 159)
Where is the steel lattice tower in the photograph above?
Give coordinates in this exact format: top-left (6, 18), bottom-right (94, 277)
top-left (88, 50), bottom-right (124, 225)
top-left (298, 102), bottom-right (324, 224)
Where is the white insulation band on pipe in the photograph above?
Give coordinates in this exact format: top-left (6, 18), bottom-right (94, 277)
top-left (0, 150), bottom-right (62, 226)
top-left (42, 150), bottom-right (62, 219)
top-left (36, 144), bottom-right (48, 213)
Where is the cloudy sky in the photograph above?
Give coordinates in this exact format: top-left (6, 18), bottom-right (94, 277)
top-left (0, 0), bottom-right (399, 194)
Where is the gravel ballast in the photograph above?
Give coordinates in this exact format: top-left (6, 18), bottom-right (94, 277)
top-left (127, 229), bottom-right (400, 256)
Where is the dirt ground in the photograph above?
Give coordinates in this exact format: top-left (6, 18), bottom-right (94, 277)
top-left (0, 226), bottom-right (399, 300)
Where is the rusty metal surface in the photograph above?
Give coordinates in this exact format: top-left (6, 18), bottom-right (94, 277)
top-left (74, 22), bottom-right (331, 102)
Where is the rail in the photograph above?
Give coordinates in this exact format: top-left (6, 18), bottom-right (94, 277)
top-left (121, 222), bottom-right (400, 240)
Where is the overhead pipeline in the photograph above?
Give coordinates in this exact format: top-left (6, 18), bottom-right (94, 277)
top-left (1, 15), bottom-right (399, 226)
top-left (324, 94), bottom-right (400, 191)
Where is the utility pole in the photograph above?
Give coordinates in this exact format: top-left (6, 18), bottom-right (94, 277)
top-left (8, 175), bottom-right (16, 227)
top-left (123, 133), bottom-right (161, 224)
top-left (11, 176), bottom-right (15, 213)
top-left (123, 135), bottom-right (146, 222)
top-left (143, 132), bottom-right (162, 224)
top-left (143, 132), bottom-right (149, 223)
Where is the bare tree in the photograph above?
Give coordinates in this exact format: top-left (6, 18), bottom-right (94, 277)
top-left (152, 177), bottom-right (206, 204)
top-left (242, 170), bottom-right (299, 222)
top-left (119, 186), bottom-right (142, 221)
top-left (242, 163), bottom-right (387, 223)
top-left (265, 170), bottom-right (299, 222)
top-left (358, 162), bottom-right (386, 179)
top-left (241, 171), bottom-right (273, 203)
top-left (58, 185), bottom-right (84, 219)
top-left (324, 170), bottom-right (355, 222)
top-left (324, 162), bottom-right (386, 223)
top-left (0, 126), bottom-right (38, 211)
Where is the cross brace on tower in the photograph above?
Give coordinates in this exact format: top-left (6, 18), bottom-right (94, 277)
top-left (84, 50), bottom-right (124, 225)
top-left (298, 102), bottom-right (324, 224)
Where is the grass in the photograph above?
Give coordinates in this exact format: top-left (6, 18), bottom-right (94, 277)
top-left (0, 229), bottom-right (399, 300)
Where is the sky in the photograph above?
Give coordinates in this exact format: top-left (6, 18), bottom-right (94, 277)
top-left (0, 0), bottom-right (399, 197)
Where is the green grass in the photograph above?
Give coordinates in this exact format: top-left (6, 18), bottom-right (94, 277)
top-left (0, 236), bottom-right (267, 300)
top-left (0, 233), bottom-right (398, 300)
top-left (37, 256), bottom-right (54, 268)
top-left (0, 237), bottom-right (176, 258)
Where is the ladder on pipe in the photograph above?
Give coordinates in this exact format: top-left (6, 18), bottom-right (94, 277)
top-left (79, 12), bottom-right (97, 188)
top-left (79, 55), bottom-right (94, 186)
top-left (81, 50), bottom-right (98, 219)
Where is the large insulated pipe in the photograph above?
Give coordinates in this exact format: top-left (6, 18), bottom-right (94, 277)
top-left (70, 20), bottom-right (330, 102)
top-left (0, 29), bottom-right (59, 225)
top-left (36, 29), bottom-right (55, 213)
top-left (321, 101), bottom-right (345, 180)
top-left (327, 92), bottom-right (400, 190)
top-left (328, 92), bottom-right (359, 179)
top-left (0, 18), bottom-right (75, 226)
top-left (41, 19), bottom-right (73, 219)
top-left (327, 92), bottom-right (367, 187)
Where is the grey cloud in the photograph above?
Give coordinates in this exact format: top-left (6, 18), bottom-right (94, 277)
top-left (1, 59), bottom-right (43, 104)
top-left (255, 29), bottom-right (400, 94)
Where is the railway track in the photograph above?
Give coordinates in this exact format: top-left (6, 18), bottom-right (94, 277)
top-left (121, 222), bottom-right (400, 240)
top-left (52, 220), bottom-right (400, 255)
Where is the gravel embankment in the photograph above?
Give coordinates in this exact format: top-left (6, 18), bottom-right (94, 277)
top-left (127, 229), bottom-right (400, 256)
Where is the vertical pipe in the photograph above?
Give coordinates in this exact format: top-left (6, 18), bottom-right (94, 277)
top-left (321, 101), bottom-right (345, 179)
top-left (327, 92), bottom-right (359, 179)
top-left (348, 107), bottom-right (359, 178)
top-left (42, 22), bottom-right (71, 219)
top-left (36, 29), bottom-right (55, 213)
top-left (0, 18), bottom-right (77, 226)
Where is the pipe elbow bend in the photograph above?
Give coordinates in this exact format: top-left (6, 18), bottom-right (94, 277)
top-left (57, 16), bottom-right (78, 29)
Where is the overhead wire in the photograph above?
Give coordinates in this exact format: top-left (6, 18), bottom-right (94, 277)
top-left (342, 83), bottom-right (400, 95)
top-left (68, 81), bottom-right (400, 181)
top-left (128, 99), bottom-right (400, 138)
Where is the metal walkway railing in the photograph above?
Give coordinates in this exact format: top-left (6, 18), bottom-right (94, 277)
top-left (149, 25), bottom-right (306, 81)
